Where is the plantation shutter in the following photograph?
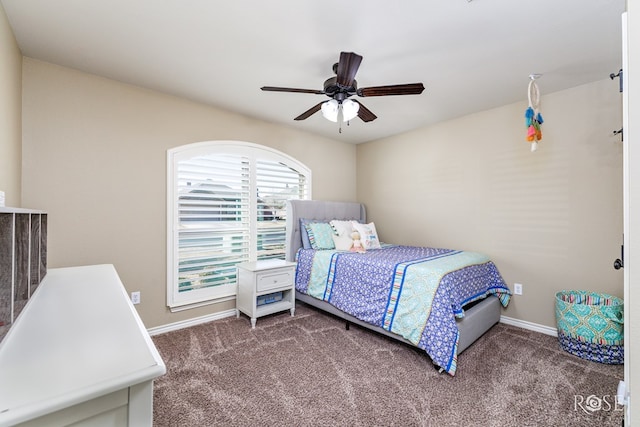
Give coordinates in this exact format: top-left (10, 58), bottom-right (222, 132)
top-left (176, 153), bottom-right (250, 297)
top-left (256, 159), bottom-right (310, 260)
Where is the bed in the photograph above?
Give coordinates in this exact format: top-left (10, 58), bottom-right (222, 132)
top-left (285, 200), bottom-right (511, 375)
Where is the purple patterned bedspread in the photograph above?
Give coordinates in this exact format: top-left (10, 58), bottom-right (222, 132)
top-left (295, 245), bottom-right (511, 375)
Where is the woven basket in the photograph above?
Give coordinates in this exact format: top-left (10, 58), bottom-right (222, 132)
top-left (555, 290), bottom-right (623, 364)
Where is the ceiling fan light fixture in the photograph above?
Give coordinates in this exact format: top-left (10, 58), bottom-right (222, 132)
top-left (262, 51), bottom-right (424, 125)
top-left (342, 99), bottom-right (359, 122)
top-left (321, 99), bottom-right (339, 122)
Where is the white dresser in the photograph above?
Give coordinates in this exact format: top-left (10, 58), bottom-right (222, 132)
top-left (0, 264), bottom-right (166, 426)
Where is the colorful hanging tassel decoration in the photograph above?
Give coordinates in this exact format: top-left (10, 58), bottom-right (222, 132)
top-left (525, 106), bottom-right (534, 125)
top-left (525, 75), bottom-right (544, 152)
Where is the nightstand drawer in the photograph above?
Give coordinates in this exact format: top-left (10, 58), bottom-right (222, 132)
top-left (256, 270), bottom-right (293, 292)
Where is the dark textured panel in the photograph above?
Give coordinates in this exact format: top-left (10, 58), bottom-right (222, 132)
top-left (0, 211), bottom-right (48, 342)
top-left (0, 214), bottom-right (13, 337)
top-left (30, 214), bottom-right (41, 291)
top-left (14, 214), bottom-right (30, 314)
top-left (40, 214), bottom-right (47, 281)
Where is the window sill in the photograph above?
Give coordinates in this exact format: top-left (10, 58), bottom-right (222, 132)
top-left (168, 294), bottom-right (236, 313)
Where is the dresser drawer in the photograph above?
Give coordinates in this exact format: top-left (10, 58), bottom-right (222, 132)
top-left (256, 270), bottom-right (293, 292)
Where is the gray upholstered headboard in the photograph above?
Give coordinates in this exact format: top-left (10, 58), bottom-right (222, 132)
top-left (285, 200), bottom-right (366, 262)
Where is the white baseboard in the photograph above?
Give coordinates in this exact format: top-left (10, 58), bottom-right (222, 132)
top-left (500, 315), bottom-right (558, 337)
top-left (147, 309), bottom-right (237, 336)
top-left (147, 310), bottom-right (557, 339)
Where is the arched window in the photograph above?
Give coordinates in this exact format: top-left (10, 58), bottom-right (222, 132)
top-left (167, 141), bottom-right (311, 310)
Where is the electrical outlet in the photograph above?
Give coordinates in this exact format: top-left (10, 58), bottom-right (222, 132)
top-left (514, 283), bottom-right (523, 295)
top-left (131, 291), bottom-right (141, 305)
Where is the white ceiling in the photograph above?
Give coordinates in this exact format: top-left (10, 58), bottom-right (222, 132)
top-left (1, 0), bottom-right (627, 144)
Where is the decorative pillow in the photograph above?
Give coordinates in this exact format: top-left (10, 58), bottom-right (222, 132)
top-left (329, 219), bottom-right (356, 237)
top-left (332, 233), bottom-right (353, 251)
top-left (300, 218), bottom-right (327, 249)
top-left (352, 221), bottom-right (381, 250)
top-left (305, 222), bottom-right (336, 250)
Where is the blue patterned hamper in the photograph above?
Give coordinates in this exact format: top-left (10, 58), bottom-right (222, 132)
top-left (555, 290), bottom-right (624, 364)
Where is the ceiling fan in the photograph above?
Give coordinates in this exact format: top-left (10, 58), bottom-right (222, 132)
top-left (261, 52), bottom-right (425, 124)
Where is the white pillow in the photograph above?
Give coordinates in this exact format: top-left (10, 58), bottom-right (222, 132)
top-left (332, 233), bottom-right (353, 251)
top-left (329, 219), bottom-right (355, 237)
top-left (352, 221), bottom-right (381, 250)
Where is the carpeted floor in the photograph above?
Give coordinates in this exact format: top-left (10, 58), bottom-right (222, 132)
top-left (152, 303), bottom-right (624, 427)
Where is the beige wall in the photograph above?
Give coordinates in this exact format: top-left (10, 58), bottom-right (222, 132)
top-left (20, 57), bottom-right (624, 331)
top-left (358, 79), bottom-right (623, 328)
top-left (0, 4), bottom-right (21, 207)
top-left (21, 58), bottom-right (356, 328)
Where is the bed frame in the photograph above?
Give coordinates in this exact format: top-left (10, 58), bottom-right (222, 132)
top-left (285, 199), bottom-right (501, 355)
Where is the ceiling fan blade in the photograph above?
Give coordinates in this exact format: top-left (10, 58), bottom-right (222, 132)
top-left (354, 100), bottom-right (377, 122)
top-left (261, 86), bottom-right (325, 95)
top-left (336, 52), bottom-right (363, 88)
top-left (294, 102), bottom-right (324, 121)
top-left (357, 83), bottom-right (425, 97)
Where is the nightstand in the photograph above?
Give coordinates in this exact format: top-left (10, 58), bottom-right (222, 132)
top-left (236, 259), bottom-right (297, 328)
